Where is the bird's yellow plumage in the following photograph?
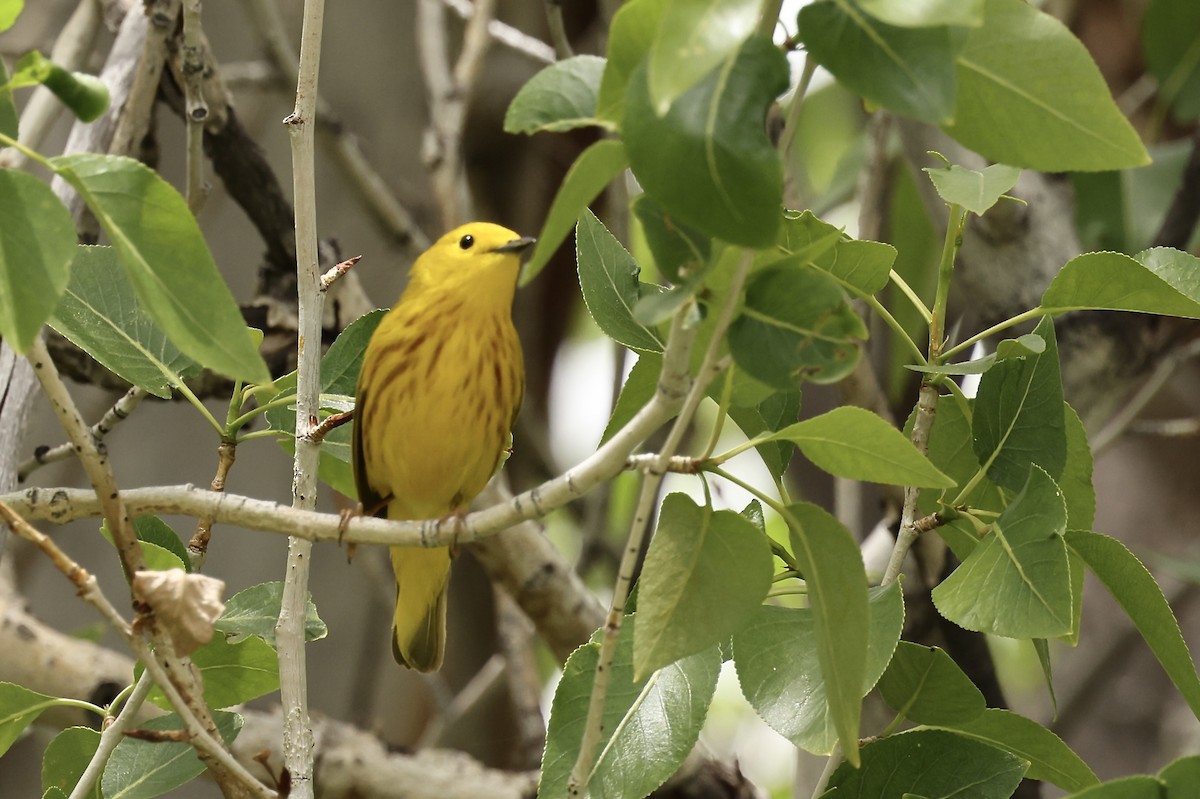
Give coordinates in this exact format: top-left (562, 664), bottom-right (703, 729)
top-left (352, 222), bottom-right (530, 671)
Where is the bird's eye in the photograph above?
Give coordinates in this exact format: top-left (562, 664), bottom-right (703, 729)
top-left (459, 235), bottom-right (474, 250)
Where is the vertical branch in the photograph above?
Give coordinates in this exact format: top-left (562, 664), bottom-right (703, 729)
top-left (277, 0), bottom-right (327, 795)
top-left (180, 0), bottom-right (210, 211)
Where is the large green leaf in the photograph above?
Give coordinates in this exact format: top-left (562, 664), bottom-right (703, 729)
top-left (1041, 248), bottom-right (1200, 319)
top-left (539, 618), bottom-right (720, 799)
top-left (944, 0), bottom-right (1149, 171)
top-left (1143, 0), bottom-right (1200, 122)
top-left (937, 708), bottom-right (1099, 792)
top-left (1060, 777), bottom-right (1166, 799)
top-left (827, 728), bottom-right (1027, 798)
top-left (631, 193), bottom-right (712, 285)
top-left (856, 0), bottom-right (984, 27)
top-left (1161, 755), bottom-right (1200, 799)
top-left (763, 406), bottom-right (954, 488)
top-left (778, 210), bottom-right (896, 294)
top-left (0, 0), bottom-right (22, 35)
top-left (972, 315), bottom-right (1065, 491)
top-left (781, 502), bottom-right (874, 764)
top-left (50, 246), bottom-right (198, 398)
top-left (102, 711), bottom-right (241, 799)
top-left (634, 494), bottom-right (772, 678)
top-left (145, 635), bottom-right (279, 711)
top-left (624, 35), bottom-right (787, 248)
top-left (521, 140), bottom-right (628, 285)
top-left (799, 0), bottom-right (964, 124)
top-left (727, 264), bottom-right (866, 388)
top-left (725, 389), bottom-right (800, 480)
top-left (576, 210), bottom-right (665, 352)
top-left (504, 55), bottom-right (609, 134)
top-left (733, 583), bottom-right (902, 755)
top-left (0, 168), bottom-right (75, 352)
top-left (597, 0), bottom-right (667, 125)
top-left (50, 154), bottom-right (269, 384)
top-left (932, 465), bottom-right (1072, 638)
top-left (1066, 530), bottom-right (1200, 723)
top-left (646, 0), bottom-right (759, 113)
top-left (0, 682), bottom-right (57, 756)
top-left (42, 726), bottom-right (101, 799)
top-left (878, 641), bottom-right (985, 725)
top-left (214, 581), bottom-right (327, 646)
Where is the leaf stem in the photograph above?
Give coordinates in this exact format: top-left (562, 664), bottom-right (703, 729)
top-left (888, 268), bottom-right (932, 323)
top-left (941, 307), bottom-right (1046, 361)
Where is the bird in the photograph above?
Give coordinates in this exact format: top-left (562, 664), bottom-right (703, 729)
top-left (352, 222), bottom-right (532, 671)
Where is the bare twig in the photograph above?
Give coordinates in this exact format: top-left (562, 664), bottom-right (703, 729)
top-left (69, 673), bottom-right (156, 799)
top-left (320, 255), bottom-right (362, 290)
top-left (493, 589), bottom-right (546, 769)
top-left (181, 0), bottom-right (211, 211)
top-left (1091, 337), bottom-right (1200, 453)
top-left (441, 0), bottom-right (555, 64)
top-left (187, 438), bottom-right (237, 568)
top-left (18, 385), bottom-right (149, 482)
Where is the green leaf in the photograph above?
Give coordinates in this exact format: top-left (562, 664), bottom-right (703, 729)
top-left (132, 516), bottom-right (191, 571)
top-left (1066, 529), bottom-right (1200, 723)
top-left (1041, 248), bottom-right (1200, 319)
top-left (42, 726), bottom-right (101, 799)
top-left (102, 711), bottom-right (241, 799)
top-left (933, 465), bottom-right (1072, 638)
top-left (937, 708), bottom-right (1099, 792)
top-left (765, 406), bottom-right (954, 488)
top-left (50, 154), bottom-right (269, 384)
top-left (600, 352), bottom-right (660, 445)
top-left (799, 0), bottom-right (964, 124)
top-left (944, 0), bottom-right (1149, 171)
top-left (733, 582), bottom-right (902, 755)
top-left (972, 315), bottom-right (1065, 490)
top-left (0, 0), bottom-right (23, 32)
top-left (596, 0), bottom-right (666, 125)
top-left (0, 682), bottom-right (56, 756)
top-left (505, 55), bottom-right (609, 134)
top-left (1161, 755), bottom-right (1200, 799)
top-left (1143, 0), bottom-right (1200, 122)
top-left (100, 522), bottom-right (186, 574)
top-left (778, 210), bottom-right (896, 294)
top-left (922, 161), bottom-right (1022, 216)
top-left (1059, 777), bottom-right (1165, 799)
top-left (50, 246), bottom-right (199, 398)
top-left (907, 333), bottom-right (1045, 376)
top-left (646, 0), bottom-right (759, 114)
top-left (634, 493), bottom-right (772, 678)
top-left (725, 389), bottom-right (800, 480)
top-left (539, 618), bottom-right (720, 799)
top-left (781, 502), bottom-right (874, 764)
top-left (631, 193), bottom-right (712, 284)
top-left (856, 0), bottom-right (984, 28)
top-left (521, 140), bottom-right (628, 285)
top-left (878, 641), bottom-right (986, 725)
top-left (214, 581), bottom-right (328, 646)
top-left (624, 35), bottom-right (787, 248)
top-left (727, 264), bottom-right (866, 388)
top-left (0, 168), bottom-right (75, 352)
top-left (576, 210), bottom-right (665, 352)
top-left (145, 635), bottom-right (279, 711)
top-left (827, 728), bottom-right (1027, 798)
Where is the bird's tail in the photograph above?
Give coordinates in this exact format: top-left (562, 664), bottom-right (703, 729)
top-left (389, 545), bottom-right (451, 671)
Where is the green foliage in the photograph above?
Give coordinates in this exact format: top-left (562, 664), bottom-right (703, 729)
top-left (576, 210), bottom-right (665, 352)
top-left (8, 51), bottom-right (108, 122)
top-left (504, 55), bottom-right (609, 134)
top-left (922, 160), bottom-right (1022, 215)
top-left (0, 682), bottom-right (57, 756)
top-left (1142, 0), bottom-right (1200, 122)
top-left (214, 581), bottom-right (328, 646)
top-left (42, 727), bottom-right (101, 799)
top-left (144, 635), bottom-right (280, 711)
top-left (102, 711), bottom-right (241, 799)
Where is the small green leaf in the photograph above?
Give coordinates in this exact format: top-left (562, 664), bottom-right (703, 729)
top-left (145, 636), bottom-right (279, 711)
top-left (102, 711), bottom-right (241, 799)
top-left (0, 682), bottom-right (57, 756)
top-left (1066, 529), bottom-right (1200, 723)
top-left (725, 389), bottom-right (800, 480)
top-left (827, 729), bottom-right (1027, 798)
top-left (631, 193), bottom-right (711, 284)
top-left (857, 0), bottom-right (984, 28)
top-left (1143, 0), bottom-right (1200, 122)
top-left (922, 161), bottom-right (1022, 215)
top-left (937, 708), bottom-right (1099, 792)
top-left (50, 154), bottom-right (269, 384)
top-left (576, 210), bottom-right (665, 352)
top-left (799, 1), bottom-right (964, 124)
top-left (521, 140), bottom-right (628, 285)
top-left (778, 210), bottom-right (896, 294)
top-left (1041, 248), bottom-right (1200, 319)
top-left (132, 516), bottom-right (191, 571)
top-left (0, 0), bottom-right (23, 32)
top-left (100, 521), bottom-right (187, 574)
top-left (42, 727), bottom-right (101, 799)
top-left (765, 406), bottom-right (954, 488)
top-left (214, 581), bottom-right (327, 646)
top-left (0, 168), bottom-right (75, 352)
top-left (646, 0), bottom-right (759, 114)
top-left (505, 55), bottom-right (610, 134)
top-left (878, 641), bottom-right (985, 725)
top-left (933, 465), bottom-right (1072, 638)
top-left (50, 246), bottom-right (199, 398)
top-left (600, 352), bottom-right (660, 445)
top-left (944, 0), bottom-right (1149, 171)
top-left (782, 502), bottom-right (874, 764)
top-left (596, 0), bottom-right (667, 125)
top-left (634, 493), bottom-right (772, 678)
top-left (727, 264), bottom-right (866, 388)
top-left (624, 35), bottom-right (787, 248)
top-left (733, 583), bottom-right (902, 755)
top-left (972, 315), bottom-right (1065, 490)
top-left (906, 333), bottom-right (1044, 376)
top-left (539, 617), bottom-right (720, 799)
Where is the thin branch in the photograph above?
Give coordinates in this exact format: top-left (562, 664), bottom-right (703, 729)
top-left (187, 438), bottom-right (237, 568)
top-left (69, 673), bottom-right (156, 799)
top-left (320, 255), bottom-right (362, 290)
top-left (181, 0), bottom-right (210, 211)
top-left (1091, 337), bottom-right (1200, 453)
top-left (18, 385), bottom-right (148, 482)
top-left (441, 0), bottom-right (555, 64)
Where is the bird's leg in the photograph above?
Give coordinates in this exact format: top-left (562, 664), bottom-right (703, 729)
top-left (445, 506), bottom-right (470, 559)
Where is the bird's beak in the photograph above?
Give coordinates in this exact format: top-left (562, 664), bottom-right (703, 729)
top-left (492, 236), bottom-right (536, 254)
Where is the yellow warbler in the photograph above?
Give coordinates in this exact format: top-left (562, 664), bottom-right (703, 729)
top-left (352, 222), bottom-right (532, 671)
